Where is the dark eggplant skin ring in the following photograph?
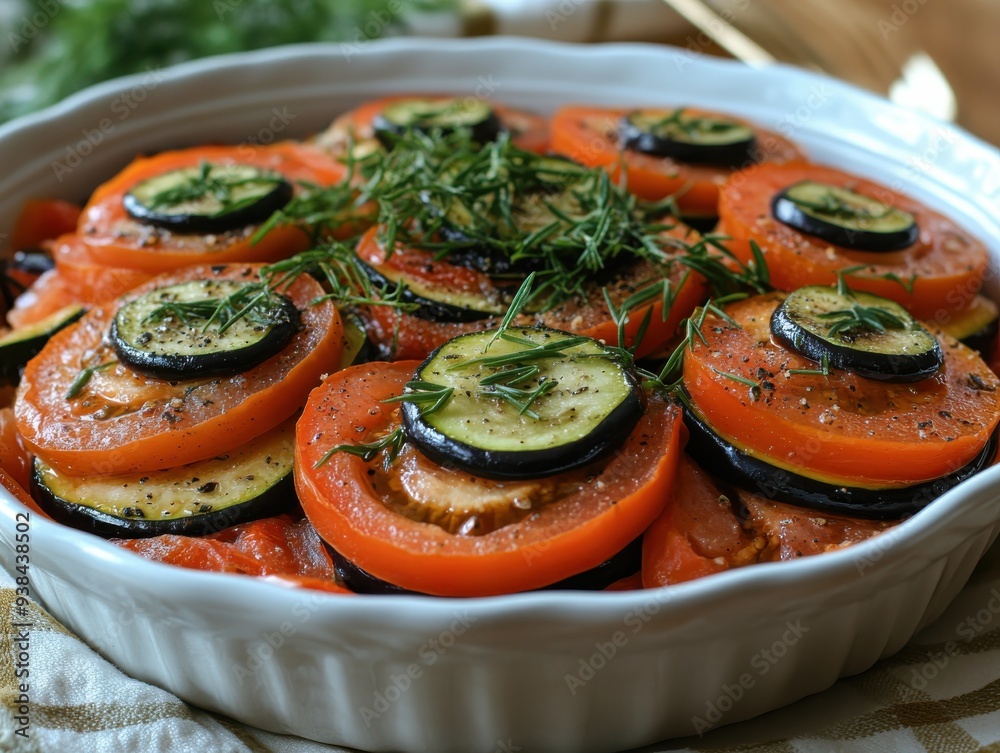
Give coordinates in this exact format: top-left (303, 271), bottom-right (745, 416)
top-left (110, 294), bottom-right (301, 381)
top-left (769, 300), bottom-right (944, 383)
top-left (30, 466), bottom-right (295, 539)
top-left (682, 394), bottom-right (999, 521)
top-left (329, 537), bottom-right (641, 595)
top-left (402, 346), bottom-right (645, 481)
top-left (618, 113), bottom-right (756, 165)
top-left (372, 109), bottom-right (503, 149)
top-left (122, 179), bottom-right (293, 235)
top-left (357, 258), bottom-right (501, 324)
top-left (770, 188), bottom-right (919, 253)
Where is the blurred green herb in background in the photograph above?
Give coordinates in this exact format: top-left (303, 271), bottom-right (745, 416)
top-left (0, 0), bottom-right (457, 124)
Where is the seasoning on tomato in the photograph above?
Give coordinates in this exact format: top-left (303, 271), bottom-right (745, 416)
top-left (16, 263), bottom-right (344, 475)
top-left (77, 142), bottom-right (351, 273)
top-left (718, 162), bottom-right (990, 321)
top-left (681, 292), bottom-right (1000, 518)
top-left (551, 105), bottom-right (803, 215)
top-left (295, 324), bottom-right (683, 596)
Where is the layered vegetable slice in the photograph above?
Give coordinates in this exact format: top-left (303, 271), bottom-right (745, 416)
top-left (33, 417), bottom-right (297, 538)
top-left (315, 94), bottom-right (550, 156)
top-left (681, 293), bottom-right (1000, 513)
top-left (718, 162), bottom-right (989, 320)
top-left (551, 105), bottom-right (802, 214)
top-left (16, 263), bottom-right (343, 475)
top-left (76, 142), bottom-right (350, 273)
top-left (295, 358), bottom-right (683, 597)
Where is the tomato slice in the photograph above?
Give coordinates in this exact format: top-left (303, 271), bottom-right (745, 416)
top-left (0, 407), bottom-right (31, 493)
top-left (355, 225), bottom-right (707, 360)
top-left (718, 162), bottom-right (989, 320)
top-left (16, 264), bottom-right (343, 475)
top-left (115, 515), bottom-right (352, 593)
top-left (550, 105), bottom-right (803, 215)
top-left (317, 95), bottom-right (550, 155)
top-left (5, 235), bottom-right (153, 329)
top-left (76, 142), bottom-right (348, 273)
top-left (11, 199), bottom-right (82, 251)
top-left (741, 495), bottom-right (896, 561)
top-left (642, 455), bottom-right (759, 587)
top-left (683, 293), bottom-right (1000, 486)
top-left (295, 361), bottom-right (683, 597)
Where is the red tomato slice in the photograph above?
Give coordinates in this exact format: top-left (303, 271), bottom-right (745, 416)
top-left (683, 293), bottom-right (1000, 487)
top-left (6, 236), bottom-right (152, 329)
top-left (642, 455), bottom-right (759, 587)
top-left (11, 199), bottom-right (82, 251)
top-left (718, 162), bottom-right (989, 320)
top-left (114, 515), bottom-right (349, 593)
top-left (551, 105), bottom-right (803, 215)
top-left (16, 264), bottom-right (343, 475)
top-left (317, 95), bottom-right (550, 155)
top-left (295, 361), bottom-right (684, 597)
top-left (0, 407), bottom-right (31, 493)
top-left (76, 142), bottom-right (348, 273)
top-left (742, 496), bottom-right (896, 561)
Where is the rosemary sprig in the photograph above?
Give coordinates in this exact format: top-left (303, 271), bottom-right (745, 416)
top-left (146, 162), bottom-right (284, 216)
top-left (354, 129), bottom-right (703, 310)
top-left (819, 303), bottom-right (907, 338)
top-left (478, 364), bottom-right (556, 419)
top-left (450, 332), bottom-right (592, 371)
top-left (65, 360), bottom-right (117, 400)
top-left (141, 283), bottom-right (281, 335)
top-left (836, 264), bottom-right (916, 296)
top-left (787, 354), bottom-right (830, 377)
top-left (313, 380), bottom-right (453, 469)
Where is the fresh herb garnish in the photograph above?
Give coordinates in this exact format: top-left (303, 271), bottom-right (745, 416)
top-left (141, 282), bottom-right (285, 335)
top-left (313, 380), bottom-right (453, 469)
top-left (144, 162), bottom-right (285, 217)
top-left (65, 360), bottom-right (117, 400)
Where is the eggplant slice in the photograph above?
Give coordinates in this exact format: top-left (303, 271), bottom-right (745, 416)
top-left (402, 326), bottom-right (643, 480)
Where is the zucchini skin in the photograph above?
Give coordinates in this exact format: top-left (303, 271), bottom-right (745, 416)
top-left (358, 257), bottom-right (502, 323)
top-left (683, 398), bottom-right (999, 520)
top-left (402, 329), bottom-right (645, 480)
top-left (122, 170), bottom-right (293, 235)
top-left (31, 465), bottom-right (295, 539)
top-left (110, 286), bottom-right (301, 381)
top-left (372, 99), bottom-right (502, 147)
top-left (0, 305), bottom-right (86, 384)
top-left (619, 111), bottom-right (756, 165)
top-left (770, 182), bottom-right (918, 252)
top-left (769, 290), bottom-right (943, 383)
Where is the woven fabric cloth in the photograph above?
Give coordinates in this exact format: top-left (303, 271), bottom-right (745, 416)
top-left (5, 548), bottom-right (1000, 753)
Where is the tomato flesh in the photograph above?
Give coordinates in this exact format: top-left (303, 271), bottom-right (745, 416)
top-left (16, 264), bottom-right (343, 475)
top-left (683, 293), bottom-right (1000, 487)
top-left (295, 362), bottom-right (683, 597)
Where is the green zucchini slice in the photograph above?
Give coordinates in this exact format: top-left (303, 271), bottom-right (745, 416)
top-left (770, 286), bottom-right (943, 382)
top-left (771, 181), bottom-right (918, 252)
top-left (0, 304), bottom-right (85, 384)
top-left (682, 398), bottom-right (998, 520)
top-left (111, 279), bottom-right (300, 381)
top-left (402, 326), bottom-right (643, 479)
top-left (940, 295), bottom-right (999, 359)
top-left (373, 97), bottom-right (501, 146)
top-left (31, 418), bottom-right (296, 538)
top-left (123, 162), bottom-right (293, 234)
top-left (358, 257), bottom-right (509, 323)
top-left (619, 108), bottom-right (756, 164)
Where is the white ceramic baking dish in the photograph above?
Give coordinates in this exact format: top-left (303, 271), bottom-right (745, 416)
top-left (1, 38), bottom-right (999, 753)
